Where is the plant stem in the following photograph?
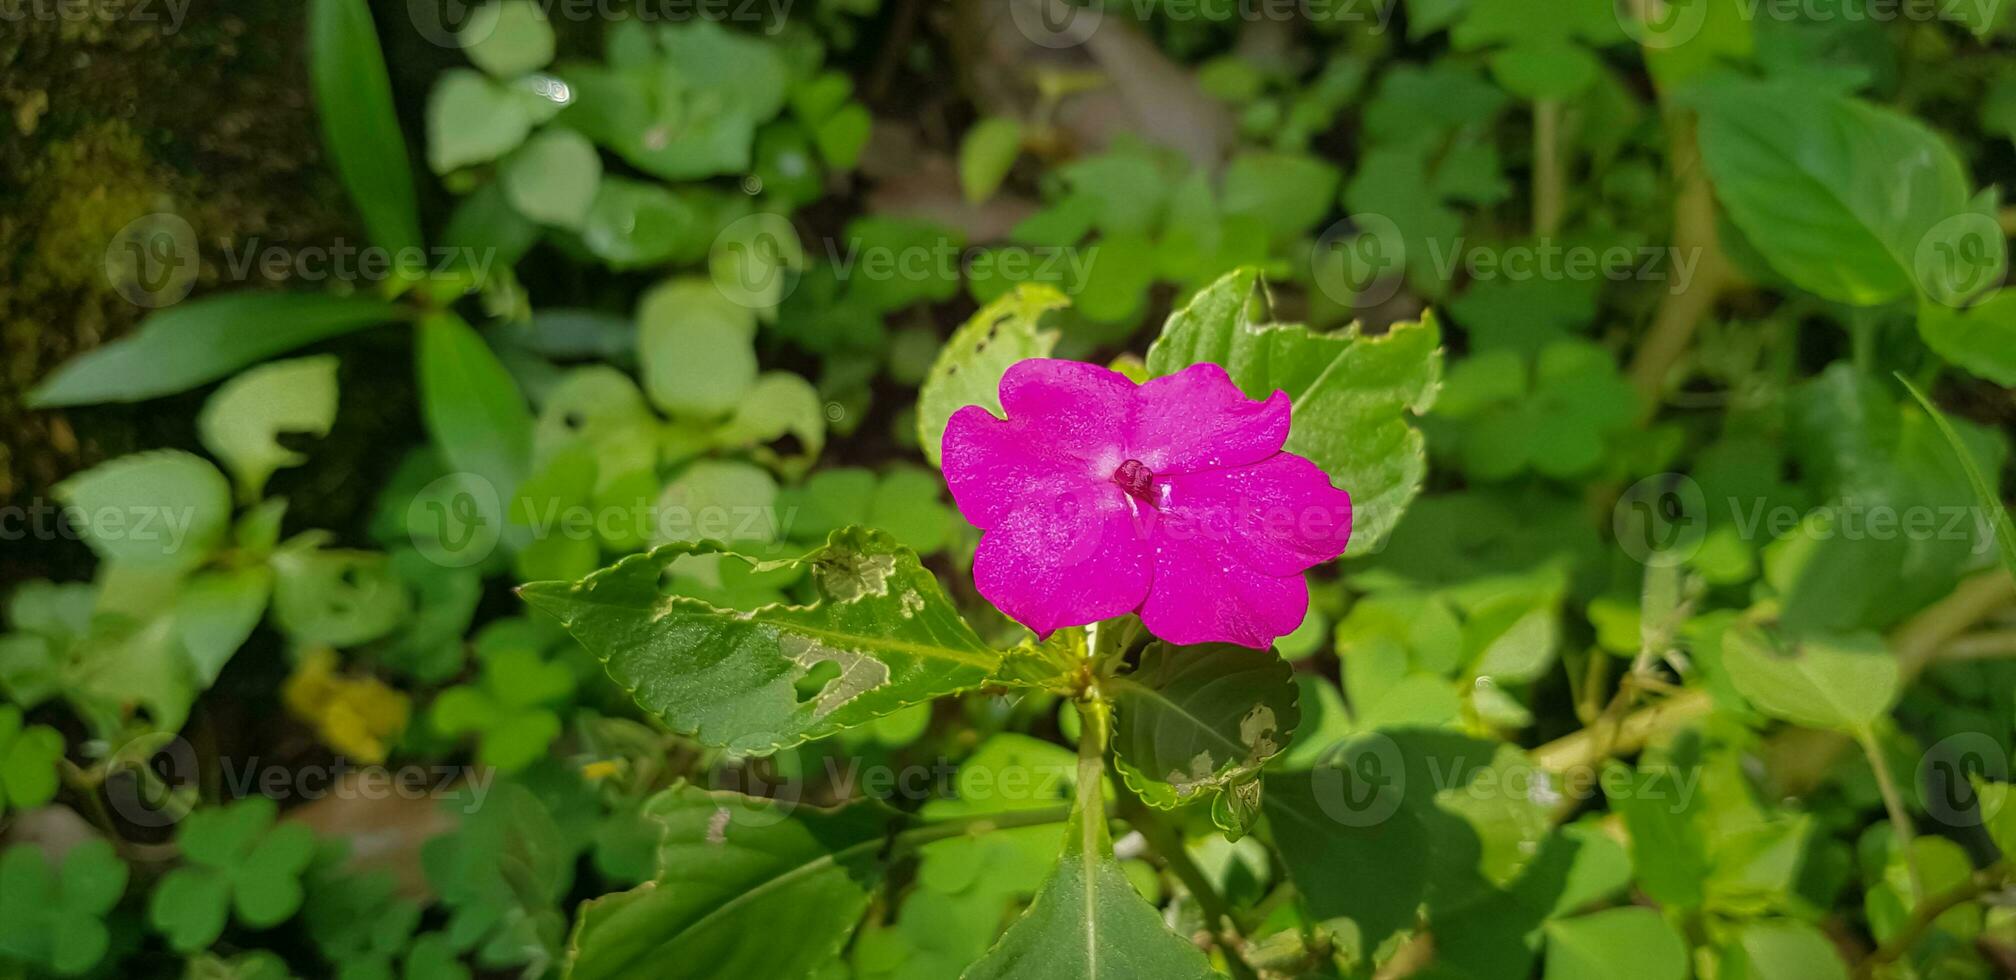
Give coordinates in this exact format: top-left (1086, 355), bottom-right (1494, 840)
top-left (1856, 863), bottom-right (2009, 978)
top-left (896, 803), bottom-right (1076, 852)
top-left (1533, 99), bottom-right (1563, 239)
top-left (1857, 725), bottom-right (1923, 903)
top-left (1119, 792), bottom-right (1261, 980)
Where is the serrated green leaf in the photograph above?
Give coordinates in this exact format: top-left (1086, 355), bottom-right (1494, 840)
top-left (521, 527), bottom-right (999, 752)
top-left (916, 285), bottom-right (1066, 467)
top-left (1110, 642), bottom-right (1299, 809)
top-left (199, 355), bottom-right (341, 498)
top-left (31, 293), bottom-right (401, 407)
top-left (1145, 268), bottom-right (1443, 554)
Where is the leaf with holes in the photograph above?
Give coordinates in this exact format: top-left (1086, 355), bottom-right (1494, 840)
top-left (916, 284), bottom-right (1066, 468)
top-left (1110, 642), bottom-right (1299, 813)
top-left (566, 785), bottom-right (900, 980)
top-left (1145, 268), bottom-right (1443, 555)
top-left (520, 527), bottom-right (1000, 753)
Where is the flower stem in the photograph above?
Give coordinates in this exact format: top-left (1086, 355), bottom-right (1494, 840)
top-left (1857, 724), bottom-right (1923, 903)
top-left (1119, 789), bottom-right (1262, 980)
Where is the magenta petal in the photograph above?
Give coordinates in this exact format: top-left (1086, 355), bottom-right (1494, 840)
top-left (997, 359), bottom-right (1140, 466)
top-left (1139, 526), bottom-right (1309, 649)
top-left (942, 405), bottom-right (1101, 530)
top-left (1158, 454), bottom-right (1353, 577)
top-left (1131, 362), bottom-right (1290, 474)
top-left (973, 488), bottom-right (1153, 637)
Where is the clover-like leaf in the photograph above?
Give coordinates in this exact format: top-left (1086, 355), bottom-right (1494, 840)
top-left (1146, 268), bottom-right (1443, 555)
top-left (521, 527), bottom-right (1000, 754)
top-left (0, 840), bottom-right (129, 976)
top-left (431, 646), bottom-right (574, 773)
top-left (1110, 642), bottom-right (1299, 814)
top-left (0, 704), bottom-right (63, 814)
top-left (150, 797), bottom-right (317, 952)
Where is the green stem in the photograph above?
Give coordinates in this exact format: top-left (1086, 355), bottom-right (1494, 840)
top-left (894, 803), bottom-right (1075, 853)
top-left (1856, 862), bottom-right (2008, 979)
top-left (1858, 725), bottom-right (1923, 903)
top-left (1533, 99), bottom-right (1563, 239)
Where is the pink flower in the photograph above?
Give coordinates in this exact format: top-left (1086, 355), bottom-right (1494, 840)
top-left (941, 359), bottom-right (1353, 649)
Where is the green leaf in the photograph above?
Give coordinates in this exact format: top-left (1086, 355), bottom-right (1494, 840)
top-left (959, 117), bottom-right (1023, 205)
top-left (427, 68), bottom-right (533, 173)
top-left (567, 786), bottom-right (897, 980)
top-left (962, 778), bottom-right (1217, 980)
top-left (1600, 761), bottom-right (1708, 909)
top-left (1110, 642), bottom-right (1299, 810)
top-left (150, 798), bottom-right (316, 952)
top-left (1543, 907), bottom-right (1686, 980)
top-left (502, 129), bottom-right (602, 230)
top-left (30, 292), bottom-right (401, 407)
top-left (637, 278), bottom-right (758, 419)
top-left (1899, 375), bottom-right (2016, 581)
top-left (271, 543), bottom-right (411, 647)
top-left (1689, 77), bottom-right (2002, 307)
top-left (1218, 151), bottom-right (1341, 238)
top-left (1920, 292), bottom-right (2016, 386)
top-left (419, 313), bottom-right (534, 500)
top-left (174, 566), bottom-right (274, 687)
top-left (915, 284), bottom-right (1066, 467)
top-left (0, 706), bottom-right (63, 812)
top-left (1725, 921), bottom-right (1849, 980)
top-left (1145, 268), bottom-right (1444, 554)
top-left (55, 450), bottom-right (232, 571)
top-left (462, 0), bottom-right (554, 78)
top-left (521, 527), bottom-right (1000, 753)
top-left (1721, 623), bottom-right (1899, 732)
top-left (309, 0), bottom-right (424, 257)
top-left (0, 840), bottom-right (127, 976)
top-left (199, 355), bottom-right (341, 499)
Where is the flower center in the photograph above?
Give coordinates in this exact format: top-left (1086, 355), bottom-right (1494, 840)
top-left (1111, 458), bottom-right (1155, 503)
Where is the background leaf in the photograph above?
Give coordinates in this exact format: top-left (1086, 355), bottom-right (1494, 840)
top-left (309, 0), bottom-right (424, 256)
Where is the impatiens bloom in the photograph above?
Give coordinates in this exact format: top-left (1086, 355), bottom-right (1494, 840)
top-left (941, 359), bottom-right (1353, 649)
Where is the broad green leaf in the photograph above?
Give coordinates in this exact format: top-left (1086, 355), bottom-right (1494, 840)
top-left (711, 373), bottom-right (826, 461)
top-left (1899, 375), bottom-right (2016, 580)
top-left (0, 706), bottom-right (62, 812)
top-left (567, 786), bottom-right (897, 980)
top-left (960, 117), bottom-right (1023, 204)
top-left (418, 313), bottom-right (534, 500)
top-left (502, 129), bottom-right (602, 230)
top-left (915, 284), bottom-right (1066, 467)
top-left (198, 355), bottom-right (341, 498)
top-left (309, 0), bottom-right (424, 257)
top-left (462, 0), bottom-right (554, 78)
top-left (1721, 623), bottom-right (1899, 732)
top-left (650, 460), bottom-right (779, 547)
top-left (637, 278), bottom-right (758, 419)
top-left (174, 566), bottom-right (273, 687)
top-left (30, 292), bottom-right (401, 407)
top-left (1542, 907), bottom-right (1686, 980)
top-left (1920, 292), bottom-right (2016, 386)
top-left (427, 69), bottom-right (533, 173)
top-left (1725, 921), bottom-right (1848, 980)
top-left (1600, 761), bottom-right (1708, 910)
top-left (1689, 77), bottom-right (2002, 307)
top-left (1145, 268), bottom-right (1444, 554)
top-left (55, 450), bottom-right (232, 571)
top-left (271, 543), bottom-right (411, 647)
top-left (1264, 758), bottom-right (1431, 952)
top-left (1110, 642), bottom-right (1299, 809)
top-left (521, 527), bottom-right (1000, 753)
top-left (1971, 776), bottom-right (2016, 857)
top-left (1218, 151), bottom-right (1341, 238)
top-left (961, 778), bottom-right (1217, 980)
